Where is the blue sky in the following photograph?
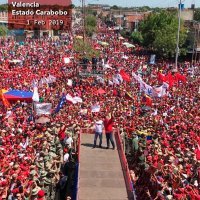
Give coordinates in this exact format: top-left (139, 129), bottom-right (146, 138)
top-left (74, 0), bottom-right (199, 8)
top-left (0, 0), bottom-right (200, 8)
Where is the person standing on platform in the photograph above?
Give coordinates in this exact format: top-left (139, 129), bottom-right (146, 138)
top-left (93, 117), bottom-right (104, 148)
top-left (104, 112), bottom-right (115, 150)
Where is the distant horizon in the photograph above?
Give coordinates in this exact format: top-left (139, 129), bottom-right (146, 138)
top-left (0, 0), bottom-right (200, 8)
top-left (73, 0), bottom-right (200, 8)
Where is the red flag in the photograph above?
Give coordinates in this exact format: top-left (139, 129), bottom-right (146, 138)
top-left (119, 70), bottom-right (131, 82)
top-left (175, 73), bottom-right (187, 83)
top-left (165, 73), bottom-right (174, 88)
top-left (143, 95), bottom-right (152, 107)
top-left (96, 88), bottom-right (106, 95)
top-left (157, 72), bottom-right (166, 82)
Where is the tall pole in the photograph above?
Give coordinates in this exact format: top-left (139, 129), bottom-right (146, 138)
top-left (175, 0), bottom-right (182, 70)
top-left (82, 0), bottom-right (86, 43)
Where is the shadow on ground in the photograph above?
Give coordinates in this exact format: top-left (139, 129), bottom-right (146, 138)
top-left (81, 143), bottom-right (107, 149)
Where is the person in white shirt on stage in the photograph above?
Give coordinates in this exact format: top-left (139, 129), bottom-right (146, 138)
top-left (92, 117), bottom-right (104, 148)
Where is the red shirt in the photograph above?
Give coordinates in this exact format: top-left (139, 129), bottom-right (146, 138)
top-left (104, 118), bottom-right (113, 133)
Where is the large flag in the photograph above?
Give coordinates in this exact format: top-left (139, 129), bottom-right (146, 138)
top-left (140, 82), bottom-right (153, 96)
top-left (66, 94), bottom-right (75, 104)
top-left (55, 95), bottom-right (66, 113)
top-left (174, 73), bottom-right (187, 83)
top-left (32, 87), bottom-right (39, 102)
top-left (66, 94), bottom-right (83, 104)
top-left (119, 69), bottom-right (131, 82)
top-left (35, 103), bottom-right (52, 115)
top-left (73, 96), bottom-right (83, 104)
top-left (153, 83), bottom-right (169, 97)
top-left (164, 73), bottom-right (175, 88)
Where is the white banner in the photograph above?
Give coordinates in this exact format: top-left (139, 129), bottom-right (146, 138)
top-left (91, 105), bottom-right (100, 112)
top-left (64, 57), bottom-right (70, 64)
top-left (153, 82), bottom-right (169, 97)
top-left (66, 94), bottom-right (83, 104)
top-left (35, 103), bottom-right (52, 115)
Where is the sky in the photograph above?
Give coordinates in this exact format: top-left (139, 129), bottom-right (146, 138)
top-left (73, 0), bottom-right (200, 8)
top-left (0, 0), bottom-right (200, 8)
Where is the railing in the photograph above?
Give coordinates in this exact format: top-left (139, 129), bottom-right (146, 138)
top-left (75, 131), bottom-right (81, 200)
top-left (114, 129), bottom-right (135, 200)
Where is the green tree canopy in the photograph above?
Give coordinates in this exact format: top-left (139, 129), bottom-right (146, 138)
top-left (73, 39), bottom-right (100, 59)
top-left (130, 31), bottom-right (143, 45)
top-left (0, 25), bottom-right (8, 36)
top-left (139, 11), bottom-right (187, 58)
top-left (111, 5), bottom-right (119, 10)
top-left (85, 15), bottom-right (97, 37)
top-left (0, 4), bottom-right (8, 11)
top-left (194, 8), bottom-right (200, 22)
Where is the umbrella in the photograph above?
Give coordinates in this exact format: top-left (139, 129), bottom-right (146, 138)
top-left (126, 43), bottom-right (135, 48)
top-left (35, 116), bottom-right (50, 124)
top-left (98, 41), bottom-right (109, 46)
top-left (122, 42), bottom-right (135, 48)
top-left (75, 35), bottom-right (83, 39)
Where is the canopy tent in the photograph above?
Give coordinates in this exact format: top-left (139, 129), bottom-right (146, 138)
top-left (3, 90), bottom-right (33, 102)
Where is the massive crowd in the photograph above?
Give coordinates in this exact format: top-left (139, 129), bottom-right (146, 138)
top-left (0, 27), bottom-right (199, 200)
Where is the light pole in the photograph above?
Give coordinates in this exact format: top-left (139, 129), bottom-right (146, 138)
top-left (175, 0), bottom-right (184, 70)
top-left (82, 0), bottom-right (86, 43)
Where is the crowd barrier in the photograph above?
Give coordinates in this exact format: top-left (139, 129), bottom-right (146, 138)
top-left (75, 131), bottom-right (81, 200)
top-left (75, 129), bottom-right (136, 200)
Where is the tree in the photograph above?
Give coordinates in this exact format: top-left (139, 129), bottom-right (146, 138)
top-left (85, 15), bottom-right (97, 37)
top-left (194, 8), bottom-right (200, 22)
top-left (70, 4), bottom-right (75, 9)
top-left (139, 11), bottom-right (187, 58)
top-left (130, 31), bottom-right (143, 44)
top-left (0, 25), bottom-right (8, 36)
top-left (73, 39), bottom-right (100, 60)
top-left (0, 4), bottom-right (8, 11)
top-left (111, 5), bottom-right (119, 10)
top-left (138, 6), bottom-right (150, 12)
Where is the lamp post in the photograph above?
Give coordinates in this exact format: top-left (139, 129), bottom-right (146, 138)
top-left (82, 0), bottom-right (86, 43)
top-left (175, 0), bottom-right (184, 70)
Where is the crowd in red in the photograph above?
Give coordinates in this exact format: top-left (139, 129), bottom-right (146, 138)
top-left (0, 29), bottom-right (199, 200)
